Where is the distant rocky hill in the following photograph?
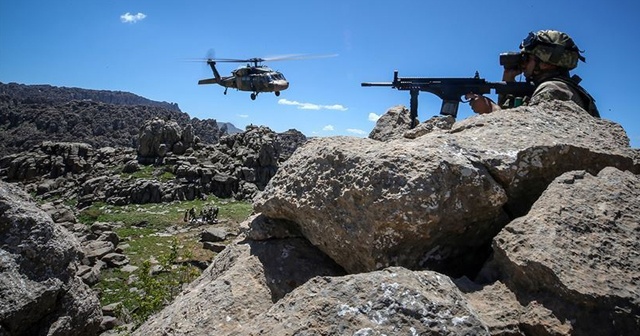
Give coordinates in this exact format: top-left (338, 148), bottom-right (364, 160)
top-left (0, 82), bottom-right (181, 111)
top-left (0, 82), bottom-right (241, 157)
top-left (219, 122), bottom-right (242, 134)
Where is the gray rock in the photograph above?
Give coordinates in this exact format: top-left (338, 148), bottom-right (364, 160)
top-left (403, 114), bottom-right (455, 139)
top-left (122, 159), bottom-right (140, 173)
top-left (200, 227), bottom-right (228, 242)
top-left (101, 252), bottom-right (129, 268)
top-left (77, 265), bottom-right (101, 286)
top-left (254, 101), bottom-right (637, 275)
top-left (133, 234), bottom-right (345, 336)
top-left (255, 135), bottom-right (509, 275)
top-left (101, 302), bottom-right (122, 317)
top-left (241, 267), bottom-right (490, 336)
top-left (0, 182), bottom-right (102, 335)
top-left (99, 315), bottom-right (121, 332)
top-left (137, 118), bottom-right (182, 158)
top-left (202, 241), bottom-right (226, 253)
top-left (491, 167), bottom-right (640, 335)
top-left (83, 240), bottom-right (115, 265)
top-left (368, 105), bottom-right (413, 141)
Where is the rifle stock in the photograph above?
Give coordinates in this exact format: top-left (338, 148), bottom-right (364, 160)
top-left (361, 70), bottom-right (535, 126)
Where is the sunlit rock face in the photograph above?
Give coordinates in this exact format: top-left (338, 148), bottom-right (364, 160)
top-left (255, 100), bottom-right (637, 275)
top-left (133, 100), bottom-right (639, 335)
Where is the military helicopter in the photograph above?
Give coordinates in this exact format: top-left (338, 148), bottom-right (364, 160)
top-left (196, 54), bottom-right (336, 100)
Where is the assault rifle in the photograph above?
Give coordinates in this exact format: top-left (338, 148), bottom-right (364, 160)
top-left (361, 70), bottom-right (534, 127)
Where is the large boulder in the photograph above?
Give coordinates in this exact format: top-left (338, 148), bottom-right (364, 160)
top-left (0, 182), bottom-right (102, 335)
top-left (137, 118), bottom-right (182, 158)
top-left (447, 100), bottom-right (636, 216)
top-left (255, 135), bottom-right (509, 275)
top-left (240, 267), bottom-right (490, 335)
top-left (486, 167), bottom-right (640, 335)
top-left (254, 101), bottom-right (638, 275)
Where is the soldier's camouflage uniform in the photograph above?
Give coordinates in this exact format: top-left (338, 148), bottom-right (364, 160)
top-left (529, 80), bottom-right (585, 108)
top-left (520, 30), bottom-right (600, 117)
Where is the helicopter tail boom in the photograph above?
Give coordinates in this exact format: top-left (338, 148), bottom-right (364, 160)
top-left (198, 78), bottom-right (219, 85)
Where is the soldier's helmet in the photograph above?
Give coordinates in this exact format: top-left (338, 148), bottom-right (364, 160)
top-left (520, 30), bottom-right (585, 70)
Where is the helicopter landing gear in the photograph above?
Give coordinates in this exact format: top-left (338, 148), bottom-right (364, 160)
top-left (250, 93), bottom-right (257, 100)
top-left (275, 91), bottom-right (280, 97)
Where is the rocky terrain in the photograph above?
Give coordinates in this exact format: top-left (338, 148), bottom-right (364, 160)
top-left (1, 83), bottom-right (639, 336)
top-left (0, 82), bottom-right (241, 158)
top-left (0, 83), bottom-right (307, 204)
top-left (0, 83), bottom-right (306, 335)
top-left (136, 101), bottom-right (640, 336)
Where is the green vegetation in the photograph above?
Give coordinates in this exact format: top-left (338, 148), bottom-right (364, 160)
top-left (82, 197), bottom-right (253, 326)
top-left (120, 164), bottom-right (176, 182)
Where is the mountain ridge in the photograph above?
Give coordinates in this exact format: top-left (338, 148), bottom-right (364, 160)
top-left (0, 82), bottom-right (245, 157)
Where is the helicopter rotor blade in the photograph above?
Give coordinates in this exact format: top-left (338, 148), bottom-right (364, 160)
top-left (183, 53), bottom-right (338, 64)
top-left (260, 54), bottom-right (338, 62)
top-left (181, 58), bottom-right (248, 63)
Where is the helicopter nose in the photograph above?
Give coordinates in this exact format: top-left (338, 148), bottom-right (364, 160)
top-left (273, 79), bottom-right (289, 91)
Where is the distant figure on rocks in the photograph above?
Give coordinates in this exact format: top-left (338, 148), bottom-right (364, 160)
top-left (188, 207), bottom-right (197, 223)
top-left (201, 205), bottom-right (219, 224)
top-left (211, 206), bottom-right (219, 222)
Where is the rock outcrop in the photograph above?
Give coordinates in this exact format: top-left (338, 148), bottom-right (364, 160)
top-left (0, 84), bottom-right (226, 158)
top-left (485, 167), bottom-right (640, 335)
top-left (255, 101), bottom-right (637, 275)
top-left (0, 125), bottom-right (307, 204)
top-left (137, 118), bottom-right (202, 159)
top-left (368, 105), bottom-right (413, 141)
top-left (137, 100), bottom-right (639, 335)
top-left (133, 215), bottom-right (345, 336)
top-left (0, 182), bottom-right (102, 335)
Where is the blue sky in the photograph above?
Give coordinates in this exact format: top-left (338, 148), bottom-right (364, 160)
top-left (1, 1), bottom-right (638, 147)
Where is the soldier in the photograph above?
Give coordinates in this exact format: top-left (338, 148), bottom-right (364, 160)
top-left (211, 206), bottom-right (219, 223)
top-left (188, 207), bottom-right (197, 223)
top-left (467, 30), bottom-right (599, 118)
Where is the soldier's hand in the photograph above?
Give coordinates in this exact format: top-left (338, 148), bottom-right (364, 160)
top-left (502, 68), bottom-right (522, 82)
top-left (465, 93), bottom-right (500, 114)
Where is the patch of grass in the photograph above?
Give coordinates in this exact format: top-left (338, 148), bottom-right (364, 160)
top-left (77, 202), bottom-right (106, 224)
top-left (120, 164), bottom-right (176, 182)
top-left (78, 197), bottom-right (253, 227)
top-left (121, 164), bottom-right (155, 179)
top-left (83, 196), bottom-right (253, 328)
top-left (158, 170), bottom-right (175, 182)
top-left (219, 200), bottom-right (254, 222)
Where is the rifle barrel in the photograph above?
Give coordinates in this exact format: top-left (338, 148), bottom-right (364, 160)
top-left (361, 82), bottom-right (394, 87)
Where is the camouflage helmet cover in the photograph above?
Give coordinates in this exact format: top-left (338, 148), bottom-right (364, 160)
top-left (520, 30), bottom-right (585, 70)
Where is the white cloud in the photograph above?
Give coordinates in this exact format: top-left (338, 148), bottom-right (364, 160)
top-left (237, 114), bottom-right (249, 118)
top-left (368, 113), bottom-right (381, 122)
top-left (323, 125), bottom-right (335, 131)
top-left (347, 128), bottom-right (367, 135)
top-left (323, 104), bottom-right (348, 111)
top-left (120, 12), bottom-right (147, 23)
top-left (278, 99), bottom-right (347, 111)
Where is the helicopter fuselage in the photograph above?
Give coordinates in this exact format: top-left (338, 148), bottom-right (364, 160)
top-left (199, 61), bottom-right (289, 100)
